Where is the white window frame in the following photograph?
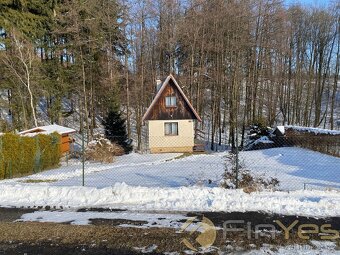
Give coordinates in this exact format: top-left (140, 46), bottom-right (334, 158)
top-left (165, 96), bottom-right (177, 107)
top-left (164, 122), bottom-right (178, 136)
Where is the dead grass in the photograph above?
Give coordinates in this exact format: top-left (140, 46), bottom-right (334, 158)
top-left (168, 152), bottom-right (207, 161)
top-left (0, 221), bottom-right (336, 254)
top-left (0, 222), bottom-right (185, 253)
top-left (21, 179), bottom-right (58, 183)
top-left (85, 138), bottom-right (124, 163)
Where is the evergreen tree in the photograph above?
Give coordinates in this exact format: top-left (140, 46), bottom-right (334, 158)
top-left (103, 110), bottom-right (132, 154)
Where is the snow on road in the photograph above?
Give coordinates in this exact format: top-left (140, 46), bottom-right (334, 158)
top-left (19, 210), bottom-right (190, 228)
top-left (244, 241), bottom-right (340, 255)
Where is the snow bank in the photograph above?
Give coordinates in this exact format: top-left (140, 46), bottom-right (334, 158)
top-left (1, 183), bottom-right (340, 217)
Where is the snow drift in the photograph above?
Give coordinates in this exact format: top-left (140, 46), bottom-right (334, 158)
top-left (1, 183), bottom-right (340, 217)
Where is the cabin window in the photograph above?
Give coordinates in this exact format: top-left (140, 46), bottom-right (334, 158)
top-left (164, 122), bottom-right (178, 136)
top-left (165, 96), bottom-right (177, 107)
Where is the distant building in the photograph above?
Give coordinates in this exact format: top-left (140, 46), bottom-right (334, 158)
top-left (20, 124), bottom-right (76, 154)
top-left (272, 125), bottom-right (340, 157)
top-left (143, 74), bottom-right (202, 153)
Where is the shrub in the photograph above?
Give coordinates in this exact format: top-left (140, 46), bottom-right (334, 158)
top-left (85, 137), bottom-right (124, 163)
top-left (35, 133), bottom-right (61, 170)
top-left (221, 152), bottom-right (279, 193)
top-left (0, 132), bottom-right (61, 179)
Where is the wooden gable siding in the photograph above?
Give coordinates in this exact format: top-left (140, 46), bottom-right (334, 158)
top-left (146, 79), bottom-right (196, 121)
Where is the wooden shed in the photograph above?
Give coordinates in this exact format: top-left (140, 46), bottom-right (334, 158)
top-left (20, 124), bottom-right (76, 154)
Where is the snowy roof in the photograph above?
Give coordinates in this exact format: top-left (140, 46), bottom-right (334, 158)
top-left (20, 124), bottom-right (77, 136)
top-left (274, 125), bottom-right (340, 136)
top-left (276, 126), bottom-right (285, 135)
top-left (285, 125), bottom-right (340, 136)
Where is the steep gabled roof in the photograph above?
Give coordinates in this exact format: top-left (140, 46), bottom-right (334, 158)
top-left (142, 74), bottom-right (202, 122)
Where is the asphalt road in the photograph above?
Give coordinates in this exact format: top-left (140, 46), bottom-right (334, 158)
top-left (0, 207), bottom-right (339, 254)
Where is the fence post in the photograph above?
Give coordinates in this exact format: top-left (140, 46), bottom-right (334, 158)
top-left (0, 137), bottom-right (2, 179)
top-left (82, 128), bottom-right (85, 187)
top-left (235, 126), bottom-right (239, 189)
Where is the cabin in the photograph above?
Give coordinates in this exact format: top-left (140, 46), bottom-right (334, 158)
top-left (143, 74), bottom-right (202, 153)
top-left (20, 124), bottom-right (76, 154)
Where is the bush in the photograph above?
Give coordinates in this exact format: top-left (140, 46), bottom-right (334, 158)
top-left (85, 137), bottom-right (124, 163)
top-left (0, 132), bottom-right (61, 179)
top-left (221, 152), bottom-right (279, 193)
top-left (35, 133), bottom-right (61, 170)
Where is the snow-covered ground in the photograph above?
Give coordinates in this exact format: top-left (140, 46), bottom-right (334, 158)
top-left (240, 147), bottom-right (340, 190)
top-left (3, 147), bottom-right (339, 191)
top-left (0, 147), bottom-right (339, 216)
top-left (4, 152), bottom-right (224, 188)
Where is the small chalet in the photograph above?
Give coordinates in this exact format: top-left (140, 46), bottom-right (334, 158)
top-left (143, 74), bottom-right (202, 153)
top-left (20, 124), bottom-right (76, 154)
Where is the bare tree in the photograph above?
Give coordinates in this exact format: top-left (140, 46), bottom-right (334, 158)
top-left (1, 31), bottom-right (38, 128)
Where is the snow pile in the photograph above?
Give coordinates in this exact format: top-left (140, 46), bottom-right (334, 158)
top-left (1, 183), bottom-right (340, 217)
top-left (285, 125), bottom-right (340, 136)
top-left (253, 136), bottom-right (274, 145)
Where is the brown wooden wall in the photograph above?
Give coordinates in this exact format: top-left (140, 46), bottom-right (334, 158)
top-left (60, 135), bottom-right (72, 154)
top-left (145, 79), bottom-right (196, 121)
top-left (285, 130), bottom-right (340, 157)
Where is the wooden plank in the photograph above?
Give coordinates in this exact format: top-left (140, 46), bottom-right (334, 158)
top-left (147, 79), bottom-right (196, 121)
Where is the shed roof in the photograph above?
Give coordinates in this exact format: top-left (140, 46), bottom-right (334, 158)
top-left (20, 124), bottom-right (76, 136)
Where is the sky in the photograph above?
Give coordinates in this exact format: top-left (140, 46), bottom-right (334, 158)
top-left (284, 0), bottom-right (333, 7)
